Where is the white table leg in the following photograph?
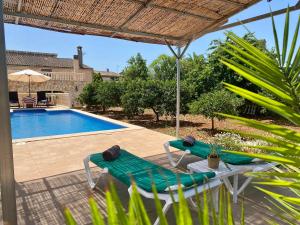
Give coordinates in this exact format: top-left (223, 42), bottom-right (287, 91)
top-left (233, 174), bottom-right (239, 204)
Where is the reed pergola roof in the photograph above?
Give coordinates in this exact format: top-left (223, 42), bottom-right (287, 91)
top-left (4, 0), bottom-right (261, 46)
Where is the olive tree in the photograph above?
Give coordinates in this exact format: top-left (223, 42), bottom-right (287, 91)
top-left (189, 89), bottom-right (244, 130)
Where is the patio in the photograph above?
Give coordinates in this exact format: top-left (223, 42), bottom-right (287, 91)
top-left (6, 125), bottom-right (283, 224)
top-left (0, 1), bottom-right (298, 224)
top-left (9, 135), bottom-right (282, 224)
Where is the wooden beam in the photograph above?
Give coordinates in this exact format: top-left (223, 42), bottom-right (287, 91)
top-left (14, 0), bottom-right (22, 24)
top-left (218, 0), bottom-right (245, 7)
top-left (181, 0), bottom-right (261, 42)
top-left (211, 4), bottom-right (300, 32)
top-left (4, 10), bottom-right (182, 42)
top-left (120, 0), bottom-right (152, 28)
top-left (111, 0), bottom-right (152, 38)
top-left (125, 0), bottom-right (216, 21)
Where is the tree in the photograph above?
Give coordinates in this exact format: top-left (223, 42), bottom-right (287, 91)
top-left (140, 80), bottom-right (164, 121)
top-left (95, 81), bottom-right (123, 112)
top-left (150, 54), bottom-right (177, 80)
top-left (162, 80), bottom-right (194, 118)
top-left (203, 33), bottom-right (274, 94)
top-left (189, 89), bottom-right (244, 130)
top-left (121, 53), bottom-right (148, 80)
top-left (92, 72), bottom-right (103, 83)
top-left (78, 83), bottom-right (98, 109)
top-left (121, 80), bottom-right (145, 117)
top-left (182, 53), bottom-right (207, 98)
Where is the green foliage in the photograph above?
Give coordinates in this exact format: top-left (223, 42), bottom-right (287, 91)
top-left (122, 53), bottom-right (148, 80)
top-left (206, 33), bottom-right (273, 93)
top-left (121, 80), bottom-right (145, 117)
top-left (95, 81), bottom-right (123, 112)
top-left (65, 183), bottom-right (241, 225)
top-left (92, 72), bottom-right (103, 83)
top-left (78, 82), bottom-right (99, 108)
top-left (220, 7), bottom-right (300, 224)
top-left (150, 54), bottom-right (177, 80)
top-left (189, 89), bottom-right (244, 129)
top-left (162, 80), bottom-right (193, 118)
top-left (140, 79), bottom-right (165, 121)
top-left (79, 72), bottom-right (123, 111)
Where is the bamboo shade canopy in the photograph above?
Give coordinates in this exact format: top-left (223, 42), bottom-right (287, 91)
top-left (4, 0), bottom-right (261, 45)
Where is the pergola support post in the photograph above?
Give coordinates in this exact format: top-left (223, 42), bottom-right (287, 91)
top-left (175, 46), bottom-right (181, 139)
top-left (166, 40), bottom-right (191, 138)
top-left (0, 0), bottom-right (18, 224)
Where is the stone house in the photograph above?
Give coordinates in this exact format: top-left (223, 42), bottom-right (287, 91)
top-left (7, 46), bottom-right (93, 107)
top-left (95, 69), bottom-right (121, 81)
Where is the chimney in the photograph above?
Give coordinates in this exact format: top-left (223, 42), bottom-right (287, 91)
top-left (77, 46), bottom-right (83, 68)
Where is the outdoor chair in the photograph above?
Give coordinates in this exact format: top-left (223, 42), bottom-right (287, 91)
top-left (84, 149), bottom-right (221, 225)
top-left (22, 96), bottom-right (37, 108)
top-left (164, 139), bottom-right (277, 203)
top-left (9, 91), bottom-right (20, 108)
top-left (37, 91), bottom-right (50, 107)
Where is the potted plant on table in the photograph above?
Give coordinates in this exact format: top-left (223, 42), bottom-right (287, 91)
top-left (208, 144), bottom-right (220, 169)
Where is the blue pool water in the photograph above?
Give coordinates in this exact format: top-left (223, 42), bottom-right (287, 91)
top-left (11, 109), bottom-right (126, 139)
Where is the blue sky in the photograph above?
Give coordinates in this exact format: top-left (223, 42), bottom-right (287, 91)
top-left (4, 0), bottom-right (299, 72)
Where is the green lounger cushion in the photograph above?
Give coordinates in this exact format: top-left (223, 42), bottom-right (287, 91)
top-left (169, 140), bottom-right (254, 165)
top-left (90, 150), bottom-right (215, 193)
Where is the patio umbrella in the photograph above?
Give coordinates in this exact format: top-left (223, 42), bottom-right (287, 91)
top-left (8, 69), bottom-right (51, 96)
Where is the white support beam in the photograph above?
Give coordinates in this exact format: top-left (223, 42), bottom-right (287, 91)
top-left (166, 40), bottom-right (191, 138)
top-left (15, 0), bottom-right (22, 24)
top-left (175, 46), bottom-right (181, 139)
top-left (0, 0), bottom-right (18, 224)
top-left (4, 10), bottom-right (182, 43)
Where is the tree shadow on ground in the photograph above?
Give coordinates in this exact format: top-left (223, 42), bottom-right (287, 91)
top-left (94, 109), bottom-right (205, 129)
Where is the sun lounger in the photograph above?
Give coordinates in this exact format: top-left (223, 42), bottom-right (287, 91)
top-left (84, 149), bottom-right (222, 225)
top-left (164, 139), bottom-right (254, 167)
top-left (37, 91), bottom-right (50, 107)
top-left (9, 91), bottom-right (20, 108)
top-left (164, 139), bottom-right (277, 203)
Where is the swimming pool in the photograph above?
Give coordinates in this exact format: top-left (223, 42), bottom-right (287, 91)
top-left (11, 109), bottom-right (126, 140)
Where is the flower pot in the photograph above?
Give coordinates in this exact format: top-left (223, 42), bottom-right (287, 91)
top-left (208, 155), bottom-right (220, 169)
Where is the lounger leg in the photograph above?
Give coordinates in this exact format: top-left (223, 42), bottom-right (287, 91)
top-left (233, 175), bottom-right (239, 204)
top-left (83, 156), bottom-right (96, 189)
top-left (153, 199), bottom-right (172, 225)
top-left (164, 142), bottom-right (190, 167)
top-left (83, 156), bottom-right (108, 190)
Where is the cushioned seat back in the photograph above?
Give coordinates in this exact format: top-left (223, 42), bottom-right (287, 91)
top-left (169, 140), bottom-right (254, 165)
top-left (90, 150), bottom-right (215, 193)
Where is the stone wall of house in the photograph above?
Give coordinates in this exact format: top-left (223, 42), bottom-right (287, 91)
top-left (7, 63), bottom-right (93, 107)
top-left (8, 80), bottom-right (88, 107)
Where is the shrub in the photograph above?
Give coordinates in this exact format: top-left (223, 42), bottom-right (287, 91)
top-left (95, 81), bottom-right (123, 112)
top-left (78, 83), bottom-right (98, 109)
top-left (189, 89), bottom-right (244, 130)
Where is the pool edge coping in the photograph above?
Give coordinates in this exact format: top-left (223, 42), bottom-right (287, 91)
top-left (12, 108), bottom-right (144, 144)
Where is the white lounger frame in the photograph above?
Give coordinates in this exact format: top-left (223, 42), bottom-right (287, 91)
top-left (164, 141), bottom-right (277, 204)
top-left (84, 155), bottom-right (222, 225)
